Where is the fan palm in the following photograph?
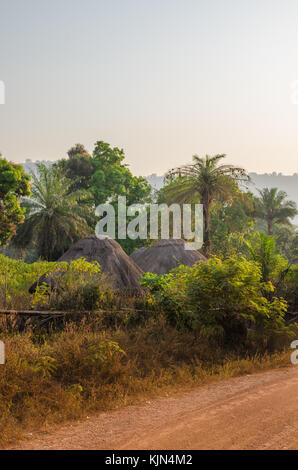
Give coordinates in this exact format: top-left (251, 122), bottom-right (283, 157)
top-left (255, 188), bottom-right (297, 236)
top-left (164, 154), bottom-right (250, 255)
top-left (13, 164), bottom-right (92, 260)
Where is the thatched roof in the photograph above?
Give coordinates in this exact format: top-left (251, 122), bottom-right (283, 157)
top-left (29, 235), bottom-right (144, 294)
top-left (130, 238), bottom-right (207, 275)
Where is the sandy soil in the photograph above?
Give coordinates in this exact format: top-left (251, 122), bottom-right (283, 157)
top-left (10, 366), bottom-right (298, 450)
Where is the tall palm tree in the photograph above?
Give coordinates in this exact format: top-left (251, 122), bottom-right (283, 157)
top-left (13, 164), bottom-right (92, 260)
top-left (163, 154), bottom-right (250, 255)
top-left (255, 188), bottom-right (297, 236)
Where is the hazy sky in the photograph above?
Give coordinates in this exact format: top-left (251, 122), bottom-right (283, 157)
top-left (1, 0), bottom-right (298, 175)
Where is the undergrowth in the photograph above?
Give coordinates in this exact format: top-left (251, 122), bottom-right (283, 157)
top-left (0, 316), bottom-right (292, 448)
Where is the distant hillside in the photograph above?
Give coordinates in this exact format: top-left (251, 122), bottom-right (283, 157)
top-left (248, 174), bottom-right (298, 223)
top-left (248, 172), bottom-right (298, 201)
top-left (21, 159), bottom-right (53, 175)
top-left (145, 173), bottom-right (165, 191)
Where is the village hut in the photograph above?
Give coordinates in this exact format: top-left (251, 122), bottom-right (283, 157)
top-left (130, 238), bottom-right (207, 275)
top-left (29, 235), bottom-right (144, 294)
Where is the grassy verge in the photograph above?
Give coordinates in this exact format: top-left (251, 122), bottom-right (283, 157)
top-left (0, 316), bottom-right (292, 449)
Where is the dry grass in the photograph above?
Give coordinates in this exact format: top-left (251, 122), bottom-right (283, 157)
top-left (0, 315), bottom-right (292, 449)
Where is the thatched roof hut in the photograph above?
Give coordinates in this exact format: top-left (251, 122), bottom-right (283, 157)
top-left (29, 235), bottom-right (144, 294)
top-left (130, 238), bottom-right (207, 275)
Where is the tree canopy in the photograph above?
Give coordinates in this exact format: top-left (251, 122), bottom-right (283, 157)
top-left (57, 141), bottom-right (152, 207)
top-left (0, 155), bottom-right (31, 245)
top-left (161, 154), bottom-right (250, 255)
top-left (12, 164), bottom-right (92, 260)
top-left (254, 187), bottom-right (297, 236)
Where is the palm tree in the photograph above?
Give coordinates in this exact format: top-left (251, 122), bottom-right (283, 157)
top-left (244, 232), bottom-right (279, 282)
top-left (255, 188), bottom-right (297, 236)
top-left (12, 164), bottom-right (92, 260)
top-left (164, 154), bottom-right (249, 255)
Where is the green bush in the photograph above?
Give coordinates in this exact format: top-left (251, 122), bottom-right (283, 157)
top-left (141, 257), bottom-right (294, 351)
top-left (243, 232), bottom-right (289, 282)
top-left (0, 255), bottom-right (116, 312)
top-left (0, 254), bottom-right (59, 310)
top-left (47, 259), bottom-right (115, 311)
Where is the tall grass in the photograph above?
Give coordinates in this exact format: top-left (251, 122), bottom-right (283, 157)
top-left (0, 316), bottom-right (291, 448)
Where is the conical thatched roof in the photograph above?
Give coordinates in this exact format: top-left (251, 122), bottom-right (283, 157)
top-left (30, 235), bottom-right (144, 294)
top-left (130, 238), bottom-right (207, 275)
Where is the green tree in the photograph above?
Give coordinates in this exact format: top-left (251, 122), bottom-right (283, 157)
top-left (59, 141), bottom-right (152, 253)
top-left (90, 141), bottom-right (152, 253)
top-left (58, 141), bottom-right (152, 207)
top-left (141, 257), bottom-right (290, 350)
top-left (274, 225), bottom-right (298, 262)
top-left (162, 154), bottom-right (250, 255)
top-left (57, 141), bottom-right (153, 253)
top-left (255, 187), bottom-right (297, 236)
top-left (243, 232), bottom-right (288, 283)
top-left (12, 164), bottom-right (92, 260)
top-left (56, 144), bottom-right (93, 192)
top-left (210, 191), bottom-right (255, 257)
top-left (67, 143), bottom-right (90, 159)
top-left (0, 155), bottom-right (31, 245)
top-left (90, 141), bottom-right (151, 206)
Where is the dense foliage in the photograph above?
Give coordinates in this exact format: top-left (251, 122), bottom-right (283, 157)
top-left (0, 156), bottom-right (31, 245)
top-left (12, 164), bottom-right (92, 260)
top-left (254, 187), bottom-right (297, 235)
top-left (0, 144), bottom-right (296, 350)
top-left (141, 257), bottom-right (296, 351)
top-left (57, 141), bottom-right (152, 253)
top-left (0, 255), bottom-right (113, 311)
top-left (161, 154), bottom-right (250, 255)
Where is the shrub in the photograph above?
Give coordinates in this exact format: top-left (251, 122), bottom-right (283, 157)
top-left (141, 257), bottom-right (294, 350)
top-left (243, 232), bottom-right (289, 282)
top-left (0, 255), bottom-right (116, 311)
top-left (0, 318), bottom-right (292, 448)
top-left (0, 255), bottom-right (59, 310)
top-left (46, 259), bottom-right (115, 311)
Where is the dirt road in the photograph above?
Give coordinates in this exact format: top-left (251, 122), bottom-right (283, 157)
top-left (12, 367), bottom-right (298, 450)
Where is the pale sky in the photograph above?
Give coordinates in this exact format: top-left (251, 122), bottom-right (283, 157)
top-left (0, 0), bottom-right (298, 175)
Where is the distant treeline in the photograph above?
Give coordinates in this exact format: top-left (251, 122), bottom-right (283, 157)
top-left (20, 161), bottom-right (298, 222)
top-left (147, 172), bottom-right (298, 223)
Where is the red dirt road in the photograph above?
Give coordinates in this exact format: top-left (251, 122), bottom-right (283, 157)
top-left (12, 367), bottom-right (298, 450)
